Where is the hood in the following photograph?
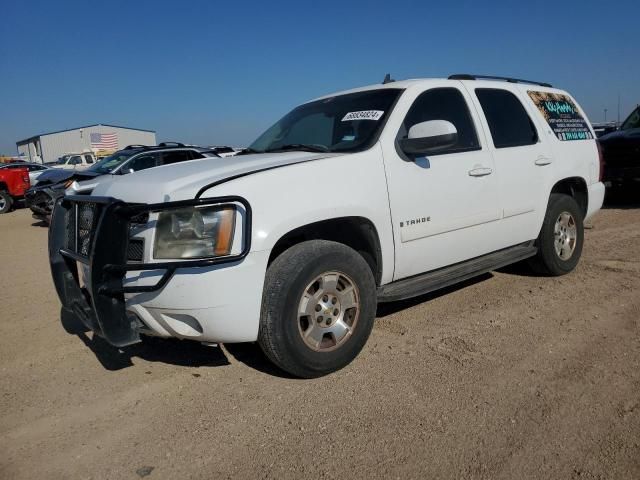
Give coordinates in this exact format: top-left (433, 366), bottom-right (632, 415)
top-left (35, 168), bottom-right (101, 186)
top-left (92, 151), bottom-right (340, 202)
top-left (598, 128), bottom-right (640, 145)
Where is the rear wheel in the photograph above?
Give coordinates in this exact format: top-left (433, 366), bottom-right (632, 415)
top-left (258, 240), bottom-right (377, 378)
top-left (529, 193), bottom-right (584, 276)
top-left (0, 191), bottom-right (13, 214)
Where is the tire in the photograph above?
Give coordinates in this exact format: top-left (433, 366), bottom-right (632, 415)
top-left (258, 240), bottom-right (377, 378)
top-left (0, 191), bottom-right (13, 214)
top-left (528, 193), bottom-right (584, 276)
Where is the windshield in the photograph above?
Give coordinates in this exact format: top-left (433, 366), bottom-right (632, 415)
top-left (88, 151), bottom-right (135, 174)
top-left (621, 107), bottom-right (640, 131)
top-left (249, 89), bottom-right (402, 153)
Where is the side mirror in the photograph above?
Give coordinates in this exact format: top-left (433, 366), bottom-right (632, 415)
top-left (399, 120), bottom-right (458, 156)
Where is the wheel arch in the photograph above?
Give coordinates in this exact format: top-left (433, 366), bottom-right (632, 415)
top-left (267, 216), bottom-right (384, 286)
top-left (549, 176), bottom-right (588, 216)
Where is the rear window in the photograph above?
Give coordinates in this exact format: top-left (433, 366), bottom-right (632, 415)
top-left (528, 91), bottom-right (594, 140)
top-left (476, 89), bottom-right (538, 148)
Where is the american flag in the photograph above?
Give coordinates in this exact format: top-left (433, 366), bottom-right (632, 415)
top-left (90, 132), bottom-right (118, 150)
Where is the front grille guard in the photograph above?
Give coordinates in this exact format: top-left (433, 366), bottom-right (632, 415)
top-left (49, 194), bottom-right (252, 346)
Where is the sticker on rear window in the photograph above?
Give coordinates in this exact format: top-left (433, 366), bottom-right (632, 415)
top-left (342, 110), bottom-right (384, 121)
top-left (528, 91), bottom-right (593, 141)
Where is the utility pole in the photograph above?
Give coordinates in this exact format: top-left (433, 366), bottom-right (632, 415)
top-left (617, 93), bottom-right (621, 125)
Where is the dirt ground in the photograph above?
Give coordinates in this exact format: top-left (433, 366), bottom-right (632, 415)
top-left (1, 195), bottom-right (639, 480)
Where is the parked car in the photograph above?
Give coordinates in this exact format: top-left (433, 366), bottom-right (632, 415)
top-left (0, 165), bottom-right (30, 214)
top-left (0, 162), bottom-right (51, 185)
top-left (27, 143), bottom-right (219, 221)
top-left (599, 105), bottom-right (640, 189)
top-left (49, 152), bottom-right (97, 170)
top-left (49, 74), bottom-right (604, 378)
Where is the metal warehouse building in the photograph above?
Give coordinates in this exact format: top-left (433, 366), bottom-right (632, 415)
top-left (16, 124), bottom-right (156, 163)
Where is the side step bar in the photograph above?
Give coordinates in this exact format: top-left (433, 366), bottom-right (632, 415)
top-left (377, 243), bottom-right (537, 303)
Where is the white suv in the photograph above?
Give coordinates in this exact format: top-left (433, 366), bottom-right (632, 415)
top-left (49, 74), bottom-right (605, 378)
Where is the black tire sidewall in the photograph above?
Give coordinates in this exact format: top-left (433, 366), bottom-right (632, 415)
top-left (260, 241), bottom-right (376, 377)
top-left (0, 191), bottom-right (12, 214)
top-left (537, 194), bottom-right (584, 275)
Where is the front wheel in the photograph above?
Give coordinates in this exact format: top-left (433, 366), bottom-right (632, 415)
top-left (0, 191), bottom-right (13, 214)
top-left (529, 193), bottom-right (584, 276)
top-left (258, 240), bottom-right (377, 378)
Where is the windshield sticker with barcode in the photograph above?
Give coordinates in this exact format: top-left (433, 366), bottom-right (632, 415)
top-left (342, 110), bottom-right (384, 121)
top-left (528, 91), bottom-right (593, 141)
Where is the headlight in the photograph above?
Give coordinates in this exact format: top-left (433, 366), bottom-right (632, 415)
top-left (153, 205), bottom-right (237, 259)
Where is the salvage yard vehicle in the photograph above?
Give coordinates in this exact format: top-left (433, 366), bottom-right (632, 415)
top-left (49, 74), bottom-right (605, 378)
top-left (0, 165), bottom-right (30, 214)
top-left (599, 105), bottom-right (640, 189)
top-left (0, 162), bottom-right (51, 185)
top-left (52, 152), bottom-right (96, 170)
top-left (26, 143), bottom-right (220, 221)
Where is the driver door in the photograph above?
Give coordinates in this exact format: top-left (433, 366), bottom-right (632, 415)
top-left (381, 84), bottom-right (502, 279)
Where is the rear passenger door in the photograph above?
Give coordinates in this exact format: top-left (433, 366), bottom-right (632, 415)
top-left (468, 86), bottom-right (553, 238)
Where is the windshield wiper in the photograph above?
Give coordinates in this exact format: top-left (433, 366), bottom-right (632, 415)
top-left (264, 144), bottom-right (329, 153)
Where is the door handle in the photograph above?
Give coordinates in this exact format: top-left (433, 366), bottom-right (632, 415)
top-left (468, 167), bottom-right (493, 177)
top-left (534, 156), bottom-right (552, 166)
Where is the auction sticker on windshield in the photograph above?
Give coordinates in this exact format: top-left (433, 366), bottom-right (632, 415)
top-left (342, 110), bottom-right (384, 121)
top-left (528, 91), bottom-right (593, 141)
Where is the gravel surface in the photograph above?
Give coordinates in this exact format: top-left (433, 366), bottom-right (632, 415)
top-left (1, 199), bottom-right (639, 480)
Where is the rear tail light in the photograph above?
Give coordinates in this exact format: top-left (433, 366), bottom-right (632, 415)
top-left (596, 141), bottom-right (605, 182)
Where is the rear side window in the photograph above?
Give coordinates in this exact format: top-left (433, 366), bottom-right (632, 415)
top-left (84, 154), bottom-right (94, 164)
top-left (401, 88), bottom-right (480, 154)
top-left (161, 150), bottom-right (192, 165)
top-left (476, 89), bottom-right (538, 148)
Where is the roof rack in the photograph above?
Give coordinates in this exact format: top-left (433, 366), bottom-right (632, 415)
top-left (448, 74), bottom-right (552, 88)
top-left (158, 142), bottom-right (185, 147)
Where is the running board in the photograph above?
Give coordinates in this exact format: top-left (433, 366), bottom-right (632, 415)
top-left (377, 243), bottom-right (537, 303)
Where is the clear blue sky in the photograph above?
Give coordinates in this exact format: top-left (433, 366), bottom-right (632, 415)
top-left (1, 0), bottom-right (638, 155)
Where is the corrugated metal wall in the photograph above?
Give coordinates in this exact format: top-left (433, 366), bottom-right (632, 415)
top-left (34, 125), bottom-right (156, 162)
top-left (16, 139), bottom-right (42, 162)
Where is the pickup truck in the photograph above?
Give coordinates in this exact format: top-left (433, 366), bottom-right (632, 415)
top-left (52, 153), bottom-right (97, 170)
top-left (0, 165), bottom-right (30, 214)
top-left (599, 105), bottom-right (640, 188)
top-left (49, 74), bottom-right (605, 377)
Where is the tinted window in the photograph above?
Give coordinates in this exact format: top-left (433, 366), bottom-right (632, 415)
top-left (621, 107), bottom-right (640, 131)
top-left (126, 153), bottom-right (159, 173)
top-left (69, 156), bottom-right (82, 165)
top-left (189, 151), bottom-right (205, 159)
top-left (161, 150), bottom-right (191, 165)
top-left (84, 154), bottom-right (94, 164)
top-left (476, 89), bottom-right (538, 148)
top-left (400, 88), bottom-right (480, 154)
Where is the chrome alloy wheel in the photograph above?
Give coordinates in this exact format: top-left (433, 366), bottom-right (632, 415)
top-left (554, 211), bottom-right (577, 260)
top-left (0, 196), bottom-right (6, 211)
top-left (297, 271), bottom-right (360, 352)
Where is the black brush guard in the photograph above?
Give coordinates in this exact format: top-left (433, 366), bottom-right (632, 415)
top-left (49, 195), bottom-right (251, 347)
